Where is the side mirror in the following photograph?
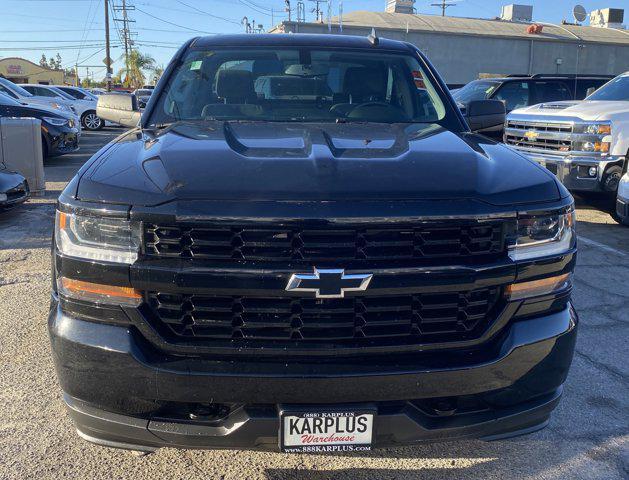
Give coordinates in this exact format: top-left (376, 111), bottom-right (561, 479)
top-left (466, 100), bottom-right (506, 133)
top-left (97, 93), bottom-right (141, 128)
top-left (586, 87), bottom-right (597, 97)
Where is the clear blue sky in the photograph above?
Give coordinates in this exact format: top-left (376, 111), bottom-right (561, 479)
top-left (0, 0), bottom-right (623, 82)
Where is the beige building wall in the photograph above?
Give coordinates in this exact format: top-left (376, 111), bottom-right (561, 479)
top-left (0, 57), bottom-right (66, 85)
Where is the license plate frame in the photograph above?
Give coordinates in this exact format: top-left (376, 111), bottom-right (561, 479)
top-left (279, 406), bottom-right (375, 453)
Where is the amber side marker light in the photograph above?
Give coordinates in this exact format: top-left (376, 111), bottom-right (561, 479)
top-left (58, 277), bottom-right (142, 306)
top-left (58, 211), bottom-right (68, 229)
top-left (505, 273), bottom-right (572, 301)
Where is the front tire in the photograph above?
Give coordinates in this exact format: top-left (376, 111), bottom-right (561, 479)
top-left (602, 165), bottom-right (622, 193)
top-left (82, 111), bottom-right (103, 131)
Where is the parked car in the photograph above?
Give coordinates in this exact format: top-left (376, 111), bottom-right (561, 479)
top-left (615, 168), bottom-right (629, 225)
top-left (133, 88), bottom-right (153, 108)
top-left (0, 165), bottom-right (29, 210)
top-left (87, 88), bottom-right (107, 96)
top-left (55, 85), bottom-right (98, 101)
top-left (21, 84), bottom-right (103, 131)
top-left (453, 74), bottom-right (613, 136)
top-left (505, 71), bottom-right (629, 195)
top-left (0, 92), bottom-right (80, 157)
top-left (0, 77), bottom-right (76, 118)
top-left (51, 33), bottom-right (577, 454)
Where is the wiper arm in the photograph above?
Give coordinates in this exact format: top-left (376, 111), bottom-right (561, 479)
top-left (146, 121), bottom-right (177, 131)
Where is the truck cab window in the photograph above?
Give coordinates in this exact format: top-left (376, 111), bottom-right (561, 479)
top-left (494, 82), bottom-right (530, 112)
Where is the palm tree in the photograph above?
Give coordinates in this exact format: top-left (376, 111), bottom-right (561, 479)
top-left (121, 50), bottom-right (155, 88)
top-left (153, 64), bottom-right (165, 84)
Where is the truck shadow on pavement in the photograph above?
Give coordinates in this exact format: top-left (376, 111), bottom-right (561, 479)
top-left (262, 431), bottom-right (627, 479)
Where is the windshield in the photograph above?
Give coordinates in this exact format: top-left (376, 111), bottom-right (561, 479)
top-left (49, 87), bottom-right (75, 100)
top-left (136, 89), bottom-right (152, 96)
top-left (452, 80), bottom-right (499, 104)
top-left (0, 92), bottom-right (22, 106)
top-left (148, 47), bottom-right (447, 125)
top-left (586, 75), bottom-right (629, 101)
top-left (0, 78), bottom-right (33, 97)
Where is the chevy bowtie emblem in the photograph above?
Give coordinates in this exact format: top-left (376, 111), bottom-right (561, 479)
top-left (285, 268), bottom-right (373, 299)
top-left (524, 130), bottom-right (539, 141)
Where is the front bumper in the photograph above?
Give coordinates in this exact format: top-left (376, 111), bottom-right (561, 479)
top-left (0, 174), bottom-right (29, 209)
top-left (49, 303), bottom-right (578, 451)
top-left (617, 196), bottom-right (628, 223)
top-left (618, 174), bottom-right (629, 221)
top-left (49, 128), bottom-right (80, 156)
top-left (513, 151), bottom-right (623, 192)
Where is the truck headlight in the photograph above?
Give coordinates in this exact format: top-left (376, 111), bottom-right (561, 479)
top-left (509, 207), bottom-right (576, 261)
top-left (573, 122), bottom-right (611, 154)
top-left (583, 124), bottom-right (611, 135)
top-left (575, 140), bottom-right (610, 153)
top-left (55, 210), bottom-right (141, 264)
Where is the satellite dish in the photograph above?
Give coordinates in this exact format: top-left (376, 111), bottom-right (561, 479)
top-left (573, 4), bottom-right (587, 23)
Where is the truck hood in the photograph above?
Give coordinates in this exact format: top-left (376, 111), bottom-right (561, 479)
top-left (77, 121), bottom-right (560, 207)
top-left (510, 100), bottom-right (629, 121)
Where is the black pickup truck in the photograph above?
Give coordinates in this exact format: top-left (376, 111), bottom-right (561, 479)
top-left (49, 34), bottom-right (578, 454)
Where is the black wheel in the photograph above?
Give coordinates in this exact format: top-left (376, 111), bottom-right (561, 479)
top-left (82, 111), bottom-right (104, 131)
top-left (602, 165), bottom-right (622, 192)
top-left (41, 137), bottom-right (48, 159)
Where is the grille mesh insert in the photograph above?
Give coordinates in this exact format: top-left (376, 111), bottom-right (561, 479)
top-left (144, 223), bottom-right (505, 264)
top-left (146, 288), bottom-right (501, 348)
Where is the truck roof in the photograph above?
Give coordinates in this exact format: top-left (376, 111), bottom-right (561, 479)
top-left (190, 33), bottom-right (414, 52)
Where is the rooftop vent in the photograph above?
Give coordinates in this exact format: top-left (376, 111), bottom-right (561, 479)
top-left (385, 0), bottom-right (415, 14)
top-left (500, 4), bottom-right (533, 22)
top-left (589, 8), bottom-right (625, 29)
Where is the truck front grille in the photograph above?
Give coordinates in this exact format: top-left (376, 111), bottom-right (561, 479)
top-left (144, 222), bottom-right (505, 265)
top-left (504, 120), bottom-right (573, 152)
top-left (146, 287), bottom-right (501, 348)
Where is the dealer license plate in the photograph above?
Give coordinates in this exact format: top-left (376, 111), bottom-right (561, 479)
top-left (279, 409), bottom-right (374, 453)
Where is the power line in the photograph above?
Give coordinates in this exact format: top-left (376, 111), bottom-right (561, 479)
top-left (241, 0), bottom-right (275, 12)
top-left (0, 40), bottom-right (110, 43)
top-left (135, 7), bottom-right (217, 33)
top-left (0, 44), bottom-right (121, 51)
top-left (75, 0), bottom-right (99, 65)
top-left (239, 0), bottom-right (275, 17)
top-left (174, 0), bottom-right (242, 25)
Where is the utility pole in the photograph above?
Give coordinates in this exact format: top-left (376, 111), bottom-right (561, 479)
top-left (297, 2), bottom-right (306, 23)
top-left (114, 1), bottom-right (136, 87)
top-left (121, 0), bottom-right (130, 85)
top-left (104, 0), bottom-right (112, 91)
top-left (430, 0), bottom-right (456, 16)
top-left (327, 0), bottom-right (332, 31)
top-left (285, 0), bottom-right (291, 22)
top-left (309, 0), bottom-right (324, 22)
top-left (339, 0), bottom-right (343, 32)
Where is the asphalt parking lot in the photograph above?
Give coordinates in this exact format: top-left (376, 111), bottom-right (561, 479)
top-left (0, 129), bottom-right (627, 480)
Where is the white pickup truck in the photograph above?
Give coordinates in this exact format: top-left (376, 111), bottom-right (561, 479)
top-left (504, 72), bottom-right (629, 194)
